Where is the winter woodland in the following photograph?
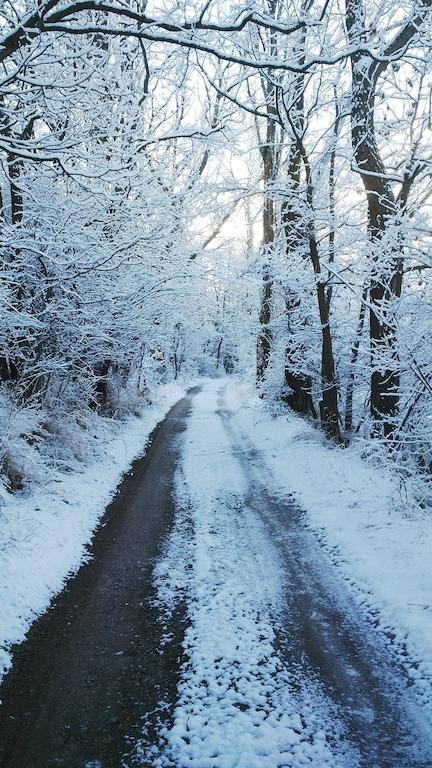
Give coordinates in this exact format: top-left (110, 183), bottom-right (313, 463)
top-left (0, 1), bottom-right (432, 508)
top-left (1, 0), bottom-right (432, 493)
top-left (1, 2), bottom-right (432, 763)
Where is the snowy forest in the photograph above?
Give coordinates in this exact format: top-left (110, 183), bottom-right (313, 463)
top-left (1, 0), bottom-right (431, 470)
top-left (1, 1), bottom-right (432, 767)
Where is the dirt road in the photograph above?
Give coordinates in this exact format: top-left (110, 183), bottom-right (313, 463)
top-left (0, 382), bottom-right (431, 768)
top-left (0, 387), bottom-right (200, 768)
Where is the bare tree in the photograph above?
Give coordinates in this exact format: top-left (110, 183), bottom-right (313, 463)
top-left (345, 0), bottom-right (432, 436)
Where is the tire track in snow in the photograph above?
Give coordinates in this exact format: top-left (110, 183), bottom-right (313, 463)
top-left (138, 383), bottom-right (360, 768)
top-left (217, 384), bottom-right (432, 768)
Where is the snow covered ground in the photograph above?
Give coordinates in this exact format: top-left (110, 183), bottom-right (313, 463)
top-left (3, 375), bottom-right (432, 766)
top-left (0, 381), bottom-right (187, 682)
top-left (142, 383), bottom-right (360, 767)
top-left (221, 379), bottom-right (432, 720)
top-left (143, 378), bottom-right (432, 767)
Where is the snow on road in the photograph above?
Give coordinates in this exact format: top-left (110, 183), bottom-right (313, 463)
top-left (224, 380), bottom-right (432, 724)
top-left (142, 383), bottom-right (360, 768)
top-left (3, 378), bottom-right (432, 766)
top-left (138, 379), bottom-right (432, 768)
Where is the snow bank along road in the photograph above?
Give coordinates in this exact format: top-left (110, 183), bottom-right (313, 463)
top-left (0, 381), bottom-right (431, 767)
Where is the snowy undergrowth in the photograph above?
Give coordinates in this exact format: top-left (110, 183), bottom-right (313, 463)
top-left (0, 381), bottom-right (187, 682)
top-left (224, 379), bottom-right (432, 721)
top-left (142, 384), bottom-right (359, 768)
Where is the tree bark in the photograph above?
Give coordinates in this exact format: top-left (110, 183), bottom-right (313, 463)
top-left (279, 21), bottom-right (317, 416)
top-left (281, 64), bottom-right (341, 440)
top-left (309, 225), bottom-right (342, 442)
top-left (344, 284), bottom-right (368, 433)
top-left (256, 137), bottom-right (275, 383)
top-left (256, 0), bottom-right (278, 385)
top-left (344, 0), bottom-right (426, 436)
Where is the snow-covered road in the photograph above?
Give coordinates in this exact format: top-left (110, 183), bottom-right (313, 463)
top-left (1, 380), bottom-right (431, 768)
top-left (142, 382), bottom-right (432, 768)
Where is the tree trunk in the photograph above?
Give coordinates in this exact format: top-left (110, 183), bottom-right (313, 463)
top-left (292, 127), bottom-right (342, 441)
top-left (309, 230), bottom-right (342, 442)
top-left (281, 144), bottom-right (316, 415)
top-left (280, 37), bottom-right (316, 415)
top-left (326, 94), bottom-right (341, 313)
top-left (346, 0), bottom-right (402, 437)
top-left (256, 2), bottom-right (278, 385)
top-left (256, 145), bottom-right (275, 383)
top-left (344, 284), bottom-right (368, 433)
